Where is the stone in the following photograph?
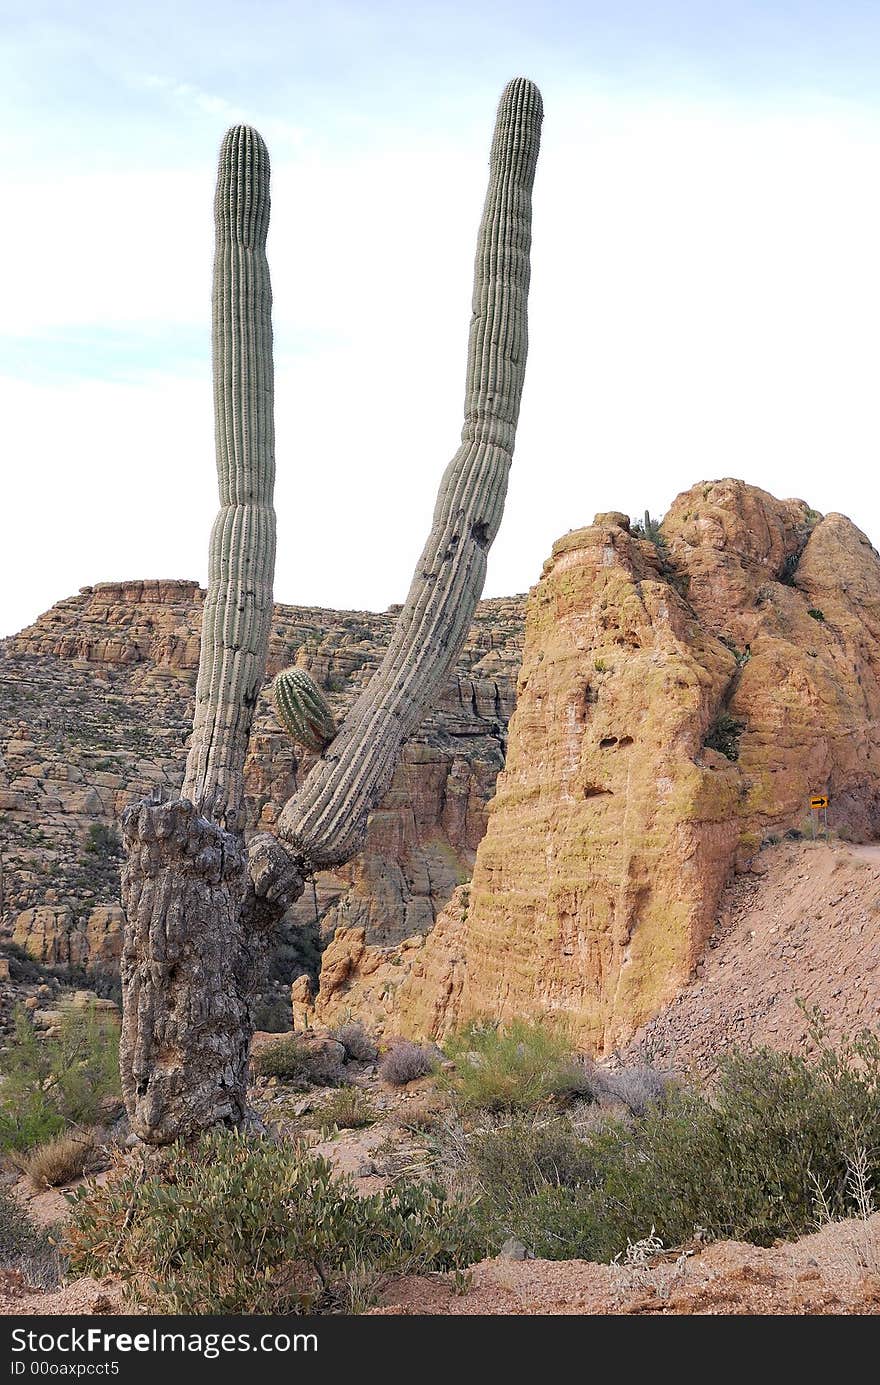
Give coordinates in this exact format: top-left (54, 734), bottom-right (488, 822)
top-left (2, 583), bottom-right (524, 992)
top-left (306, 480), bottom-right (880, 1052)
top-left (499, 1237), bottom-right (531, 1260)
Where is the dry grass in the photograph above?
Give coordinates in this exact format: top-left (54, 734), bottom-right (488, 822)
top-left (16, 1130), bottom-right (100, 1190)
top-left (379, 1041), bottom-right (437, 1087)
top-left (313, 1087), bottom-right (377, 1131)
top-left (332, 1023), bottom-right (378, 1063)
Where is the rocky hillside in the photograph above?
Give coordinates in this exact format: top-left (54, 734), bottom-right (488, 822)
top-left (0, 580), bottom-right (524, 1008)
top-left (306, 480), bottom-right (880, 1050)
top-left (623, 838), bottom-right (880, 1073)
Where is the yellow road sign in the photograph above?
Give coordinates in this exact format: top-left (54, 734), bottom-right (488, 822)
top-left (810, 795), bottom-right (829, 810)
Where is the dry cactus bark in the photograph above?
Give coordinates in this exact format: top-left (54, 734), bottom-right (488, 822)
top-left (119, 81), bottom-right (543, 1144)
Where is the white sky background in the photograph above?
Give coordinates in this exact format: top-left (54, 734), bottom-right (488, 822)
top-left (3, 1), bottom-right (880, 637)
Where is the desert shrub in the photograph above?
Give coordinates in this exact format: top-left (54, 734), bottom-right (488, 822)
top-left (333, 1022), bottom-right (378, 1063)
top-left (807, 608), bottom-right (826, 622)
top-left (314, 1087), bottom-right (377, 1131)
top-left (379, 1040), bottom-right (437, 1087)
top-left (250, 1035), bottom-right (309, 1081)
top-left (778, 549), bottom-right (803, 586)
top-left (251, 996), bottom-right (292, 1033)
top-left (467, 1031), bottom-right (880, 1262)
top-left (0, 1005), bottom-right (120, 1152)
top-left (580, 1063), bottom-right (672, 1116)
top-left (441, 1020), bottom-right (588, 1112)
top-left (83, 823), bottom-right (121, 857)
top-left (17, 1130), bottom-right (100, 1190)
top-left (466, 1114), bottom-right (599, 1207)
top-left (251, 1035), bottom-right (344, 1086)
top-left (65, 1131), bottom-right (485, 1314)
top-left (0, 941), bottom-right (47, 985)
top-left (0, 1186), bottom-right (62, 1288)
top-left (703, 712), bottom-right (745, 761)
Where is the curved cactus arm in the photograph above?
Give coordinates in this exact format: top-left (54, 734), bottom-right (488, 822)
top-left (272, 667), bottom-right (337, 752)
top-left (182, 125), bottom-right (277, 822)
top-left (272, 77), bottom-right (542, 873)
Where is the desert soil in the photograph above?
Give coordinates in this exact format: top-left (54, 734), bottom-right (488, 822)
top-left (3, 837), bottom-right (880, 1316)
top-left (374, 1214), bottom-right (880, 1315)
top-left (624, 839), bottom-right (880, 1073)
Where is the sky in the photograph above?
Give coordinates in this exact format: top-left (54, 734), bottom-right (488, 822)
top-left (4, 1), bottom-right (880, 637)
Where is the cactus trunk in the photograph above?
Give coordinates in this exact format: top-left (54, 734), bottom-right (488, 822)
top-left (269, 77), bottom-right (542, 875)
top-left (119, 128), bottom-right (279, 1143)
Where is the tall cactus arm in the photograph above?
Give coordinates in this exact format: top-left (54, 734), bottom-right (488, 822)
top-left (182, 125), bottom-right (277, 822)
top-left (269, 77), bottom-right (542, 874)
top-left (119, 126), bottom-right (279, 1143)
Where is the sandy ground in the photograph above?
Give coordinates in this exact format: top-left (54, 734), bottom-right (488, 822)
top-left (3, 1218), bottom-right (877, 1318)
top-left (3, 838), bottom-right (879, 1316)
top-left (375, 1215), bottom-right (880, 1315)
top-left (0, 1271), bottom-right (125, 1315)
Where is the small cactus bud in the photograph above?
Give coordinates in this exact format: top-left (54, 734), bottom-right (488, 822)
top-left (273, 668), bottom-right (336, 753)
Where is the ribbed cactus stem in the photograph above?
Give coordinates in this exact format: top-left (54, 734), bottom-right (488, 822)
top-left (182, 125), bottom-right (276, 821)
top-left (272, 668), bottom-right (337, 753)
top-left (274, 78), bottom-right (542, 870)
top-left (119, 126), bottom-right (279, 1144)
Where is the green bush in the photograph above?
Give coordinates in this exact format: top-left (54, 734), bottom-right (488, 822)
top-left (466, 1114), bottom-right (599, 1206)
top-left (441, 1020), bottom-right (589, 1112)
top-left (0, 1005), bottom-right (120, 1152)
top-left (631, 510), bottom-right (665, 548)
top-left (251, 1035), bottom-right (344, 1086)
top-left (83, 823), bottom-right (121, 857)
top-left (465, 1030), bottom-right (880, 1262)
top-left (251, 1035), bottom-right (310, 1080)
top-left (65, 1131), bottom-right (486, 1314)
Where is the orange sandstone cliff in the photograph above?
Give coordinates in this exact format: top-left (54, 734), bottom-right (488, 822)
top-left (306, 480), bottom-right (880, 1049)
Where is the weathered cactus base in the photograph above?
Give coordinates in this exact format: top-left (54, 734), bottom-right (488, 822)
top-left (120, 796), bottom-right (265, 1144)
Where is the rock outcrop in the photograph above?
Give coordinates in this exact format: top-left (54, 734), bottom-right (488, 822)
top-left (1, 582), bottom-right (524, 994)
top-left (307, 480), bottom-right (880, 1050)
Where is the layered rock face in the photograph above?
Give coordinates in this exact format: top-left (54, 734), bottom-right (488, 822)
top-left (309, 480), bottom-right (880, 1050)
top-left (1, 581), bottom-right (524, 987)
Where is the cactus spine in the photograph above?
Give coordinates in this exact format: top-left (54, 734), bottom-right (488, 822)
top-left (119, 127), bottom-right (277, 1143)
top-left (272, 667), bottom-right (336, 752)
top-left (182, 125), bottom-right (276, 821)
top-left (271, 77), bottom-right (543, 872)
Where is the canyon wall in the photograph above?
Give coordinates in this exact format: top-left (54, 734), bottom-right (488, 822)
top-left (308, 480), bottom-right (880, 1049)
top-left (0, 582), bottom-right (524, 1001)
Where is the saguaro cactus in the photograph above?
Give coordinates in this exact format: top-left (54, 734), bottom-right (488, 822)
top-left (119, 80), bottom-right (542, 1145)
top-left (255, 76), bottom-right (543, 892)
top-left (119, 126), bottom-right (277, 1143)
